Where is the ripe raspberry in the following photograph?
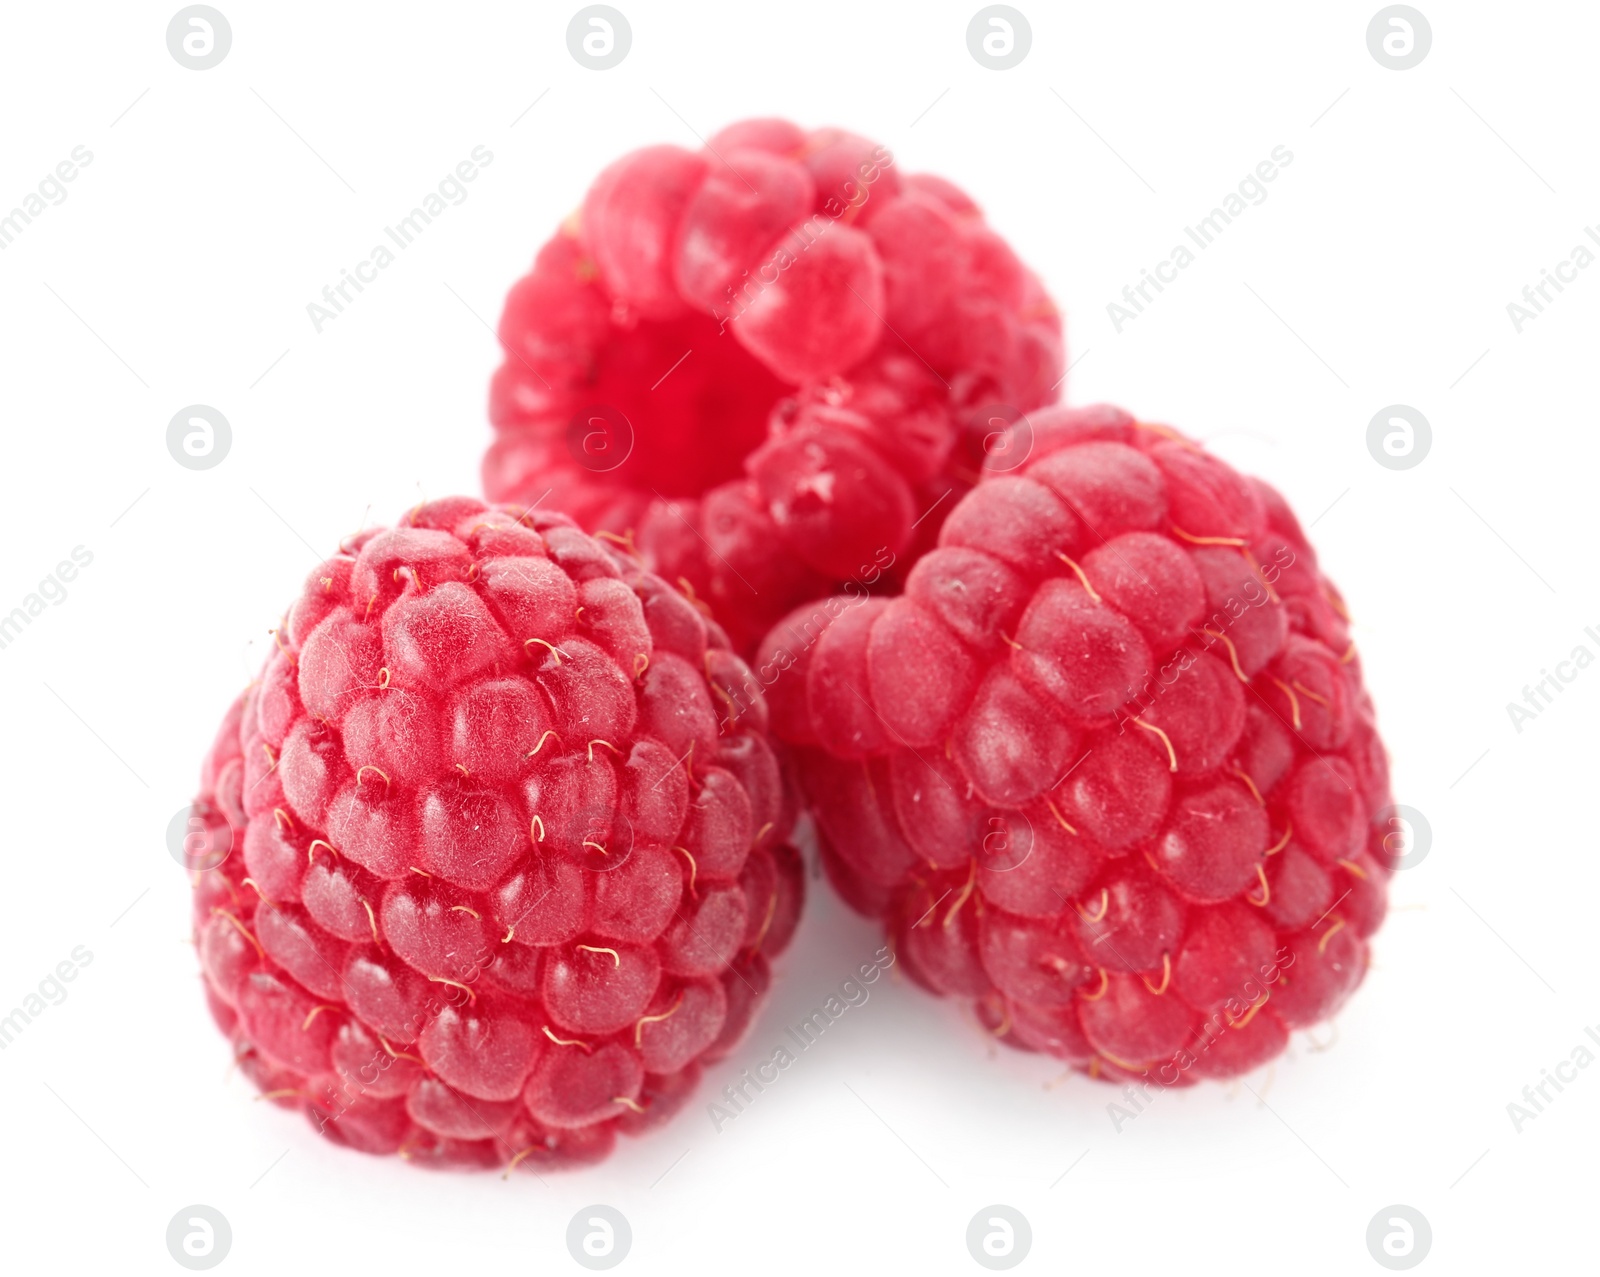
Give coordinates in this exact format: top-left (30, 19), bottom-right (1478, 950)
top-left (754, 405), bottom-right (1393, 1086)
top-left (484, 118), bottom-right (1064, 651)
top-left (188, 499), bottom-right (802, 1170)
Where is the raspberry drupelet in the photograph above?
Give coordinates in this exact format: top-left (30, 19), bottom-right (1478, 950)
top-left (754, 405), bottom-right (1393, 1085)
top-left (188, 498), bottom-right (803, 1170)
top-left (484, 117), bottom-right (1064, 651)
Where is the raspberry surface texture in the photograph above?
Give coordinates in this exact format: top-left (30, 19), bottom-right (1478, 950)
top-left (188, 499), bottom-right (802, 1170)
top-left (755, 406), bottom-right (1392, 1085)
top-left (485, 117), bottom-right (1064, 651)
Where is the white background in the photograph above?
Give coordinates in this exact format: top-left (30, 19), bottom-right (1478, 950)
top-left (1, 2), bottom-right (1595, 1273)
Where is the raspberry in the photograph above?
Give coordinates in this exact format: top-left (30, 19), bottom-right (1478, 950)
top-left (188, 499), bottom-right (803, 1169)
top-left (756, 405), bottom-right (1392, 1086)
top-left (484, 118), bottom-right (1064, 650)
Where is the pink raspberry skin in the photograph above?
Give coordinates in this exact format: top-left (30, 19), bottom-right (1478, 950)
top-left (190, 499), bottom-right (803, 1171)
top-left (484, 118), bottom-right (1065, 652)
top-left (753, 406), bottom-right (1393, 1086)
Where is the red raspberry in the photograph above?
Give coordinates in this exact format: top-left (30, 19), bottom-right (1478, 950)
top-left (484, 118), bottom-right (1064, 651)
top-left (188, 499), bottom-right (803, 1170)
top-left (755, 405), bottom-right (1393, 1086)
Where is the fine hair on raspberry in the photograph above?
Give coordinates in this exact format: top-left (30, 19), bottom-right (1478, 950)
top-left (755, 404), bottom-right (1393, 1087)
top-left (188, 498), bottom-right (803, 1171)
